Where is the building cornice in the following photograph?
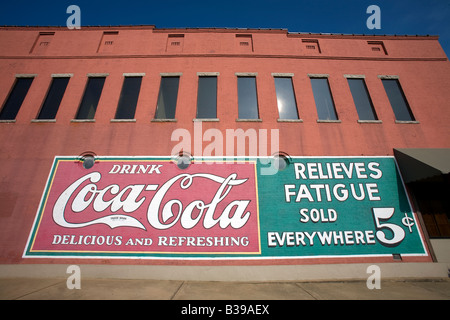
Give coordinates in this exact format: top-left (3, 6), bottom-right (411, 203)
top-left (0, 25), bottom-right (439, 40)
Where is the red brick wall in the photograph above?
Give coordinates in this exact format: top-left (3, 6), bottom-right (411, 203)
top-left (0, 26), bottom-right (448, 264)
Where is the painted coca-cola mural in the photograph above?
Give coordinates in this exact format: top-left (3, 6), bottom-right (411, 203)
top-left (24, 156), bottom-right (430, 262)
top-left (25, 157), bottom-right (260, 257)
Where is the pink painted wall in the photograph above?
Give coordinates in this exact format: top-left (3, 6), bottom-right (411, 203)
top-left (0, 26), bottom-right (448, 264)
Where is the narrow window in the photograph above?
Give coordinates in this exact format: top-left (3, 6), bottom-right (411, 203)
top-left (75, 77), bottom-right (106, 120)
top-left (37, 77), bottom-right (70, 120)
top-left (155, 76), bottom-right (180, 119)
top-left (196, 76), bottom-right (217, 119)
top-left (0, 77), bottom-right (34, 120)
top-left (274, 77), bottom-right (299, 120)
top-left (381, 79), bottom-right (415, 121)
top-left (347, 78), bottom-right (378, 120)
top-left (310, 77), bottom-right (338, 120)
top-left (237, 76), bottom-right (259, 119)
top-left (114, 76), bottom-right (142, 119)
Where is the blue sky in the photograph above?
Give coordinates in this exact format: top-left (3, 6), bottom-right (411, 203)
top-left (1, 0), bottom-right (450, 55)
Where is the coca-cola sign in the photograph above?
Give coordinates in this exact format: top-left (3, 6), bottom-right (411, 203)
top-left (24, 157), bottom-right (260, 257)
top-left (24, 156), bottom-right (430, 262)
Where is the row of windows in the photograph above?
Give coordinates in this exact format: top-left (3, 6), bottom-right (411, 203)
top-left (0, 72), bottom-right (416, 123)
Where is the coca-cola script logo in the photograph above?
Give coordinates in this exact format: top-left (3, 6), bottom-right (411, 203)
top-left (25, 158), bottom-right (260, 257)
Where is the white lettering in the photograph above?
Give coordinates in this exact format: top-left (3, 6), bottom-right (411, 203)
top-left (294, 163), bottom-right (306, 180)
top-left (285, 183), bottom-right (381, 202)
top-left (268, 230), bottom-right (377, 247)
top-left (53, 172), bottom-right (146, 230)
top-left (147, 173), bottom-right (250, 230)
top-left (53, 171), bottom-right (252, 231)
top-left (368, 162), bottom-right (382, 179)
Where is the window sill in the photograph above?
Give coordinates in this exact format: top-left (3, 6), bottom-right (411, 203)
top-left (193, 118), bottom-right (219, 122)
top-left (317, 119), bottom-right (341, 123)
top-left (357, 120), bottom-right (382, 124)
top-left (71, 119), bottom-right (96, 123)
top-left (0, 120), bottom-right (16, 123)
top-left (110, 119), bottom-right (136, 123)
top-left (395, 120), bottom-right (420, 124)
top-left (277, 118), bottom-right (303, 123)
top-left (236, 118), bottom-right (262, 122)
top-left (31, 119), bottom-right (56, 123)
top-left (151, 118), bottom-right (177, 122)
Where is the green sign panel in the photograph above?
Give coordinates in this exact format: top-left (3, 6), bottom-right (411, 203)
top-left (258, 156), bottom-right (428, 259)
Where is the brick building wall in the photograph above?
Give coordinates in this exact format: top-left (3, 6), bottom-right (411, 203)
top-left (0, 26), bottom-right (449, 265)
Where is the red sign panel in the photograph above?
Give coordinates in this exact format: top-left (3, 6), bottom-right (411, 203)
top-left (25, 158), bottom-right (260, 257)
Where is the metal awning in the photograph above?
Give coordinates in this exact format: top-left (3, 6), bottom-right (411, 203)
top-left (394, 148), bottom-right (450, 183)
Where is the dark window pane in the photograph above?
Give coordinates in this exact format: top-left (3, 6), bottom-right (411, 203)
top-left (0, 77), bottom-right (34, 120)
top-left (347, 78), bottom-right (377, 120)
top-left (310, 78), bottom-right (338, 120)
top-left (381, 79), bottom-right (415, 121)
top-left (155, 76), bottom-right (180, 119)
top-left (37, 77), bottom-right (70, 120)
top-left (115, 76), bottom-right (142, 119)
top-left (238, 76), bottom-right (259, 119)
top-left (274, 77), bottom-right (299, 120)
top-left (76, 77), bottom-right (106, 119)
top-left (196, 76), bottom-right (217, 118)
